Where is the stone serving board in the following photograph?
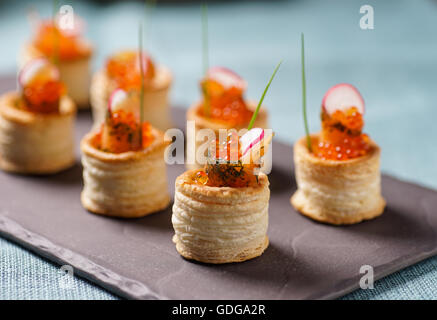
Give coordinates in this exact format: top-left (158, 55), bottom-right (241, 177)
top-left (0, 76), bottom-right (437, 300)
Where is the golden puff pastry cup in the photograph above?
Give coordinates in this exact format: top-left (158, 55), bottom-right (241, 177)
top-left (0, 92), bottom-right (76, 174)
top-left (185, 101), bottom-right (268, 170)
top-left (20, 44), bottom-right (93, 109)
top-left (90, 66), bottom-right (172, 131)
top-left (291, 134), bottom-right (386, 225)
top-left (81, 127), bottom-right (170, 218)
top-left (172, 169), bottom-right (270, 264)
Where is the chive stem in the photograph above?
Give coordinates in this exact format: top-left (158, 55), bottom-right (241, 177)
top-left (139, 22), bottom-right (145, 147)
top-left (301, 33), bottom-right (312, 152)
top-left (144, 0), bottom-right (156, 46)
top-left (52, 0), bottom-right (59, 66)
top-left (248, 60), bottom-right (282, 130)
top-left (52, 0), bottom-right (57, 23)
top-left (201, 2), bottom-right (210, 117)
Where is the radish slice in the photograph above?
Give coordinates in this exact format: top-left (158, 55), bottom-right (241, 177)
top-left (322, 83), bottom-right (365, 115)
top-left (240, 128), bottom-right (273, 164)
top-left (18, 58), bottom-right (59, 87)
top-left (108, 89), bottom-right (139, 119)
top-left (240, 128), bottom-right (264, 157)
top-left (108, 89), bottom-right (128, 111)
top-left (207, 66), bottom-right (247, 90)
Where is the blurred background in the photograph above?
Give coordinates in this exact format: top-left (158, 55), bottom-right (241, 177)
top-left (0, 0), bottom-right (436, 188)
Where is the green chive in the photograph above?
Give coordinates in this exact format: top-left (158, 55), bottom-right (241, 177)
top-left (248, 60), bottom-right (282, 130)
top-left (201, 2), bottom-right (210, 117)
top-left (301, 33), bottom-right (312, 152)
top-left (201, 2), bottom-right (209, 76)
top-left (52, 0), bottom-right (59, 66)
top-left (52, 0), bottom-right (58, 22)
top-left (144, 0), bottom-right (156, 46)
top-left (138, 22), bottom-right (145, 147)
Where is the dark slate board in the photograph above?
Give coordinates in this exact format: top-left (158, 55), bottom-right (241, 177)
top-left (0, 75), bottom-right (437, 300)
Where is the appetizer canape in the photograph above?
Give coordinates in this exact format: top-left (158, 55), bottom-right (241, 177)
top-left (291, 83), bottom-right (386, 225)
top-left (186, 67), bottom-right (268, 169)
top-left (20, 15), bottom-right (93, 109)
top-left (172, 128), bottom-right (273, 264)
top-left (90, 50), bottom-right (172, 131)
top-left (0, 58), bottom-right (76, 174)
top-left (173, 62), bottom-right (280, 263)
top-left (81, 88), bottom-right (170, 218)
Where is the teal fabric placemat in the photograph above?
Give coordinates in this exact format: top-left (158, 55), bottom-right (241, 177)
top-left (0, 237), bottom-right (117, 300)
top-left (0, 0), bottom-right (436, 300)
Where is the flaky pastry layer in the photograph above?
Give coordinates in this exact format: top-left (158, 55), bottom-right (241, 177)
top-left (291, 135), bottom-right (386, 225)
top-left (172, 170), bottom-right (270, 264)
top-left (0, 92), bottom-right (76, 174)
top-left (80, 128), bottom-right (170, 218)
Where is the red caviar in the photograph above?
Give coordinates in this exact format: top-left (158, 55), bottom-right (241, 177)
top-left (95, 110), bottom-right (154, 154)
top-left (214, 131), bottom-right (241, 162)
top-left (199, 78), bottom-right (253, 126)
top-left (315, 107), bottom-right (370, 160)
top-left (193, 132), bottom-right (259, 188)
top-left (33, 21), bottom-right (91, 61)
top-left (22, 79), bottom-right (65, 113)
top-left (106, 51), bottom-right (155, 91)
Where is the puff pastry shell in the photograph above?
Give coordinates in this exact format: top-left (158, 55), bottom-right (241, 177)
top-left (20, 44), bottom-right (92, 109)
top-left (291, 135), bottom-right (386, 225)
top-left (185, 101), bottom-right (268, 170)
top-left (90, 66), bottom-right (172, 131)
top-left (172, 170), bottom-right (270, 264)
top-left (81, 127), bottom-right (170, 218)
top-left (0, 92), bottom-right (76, 174)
